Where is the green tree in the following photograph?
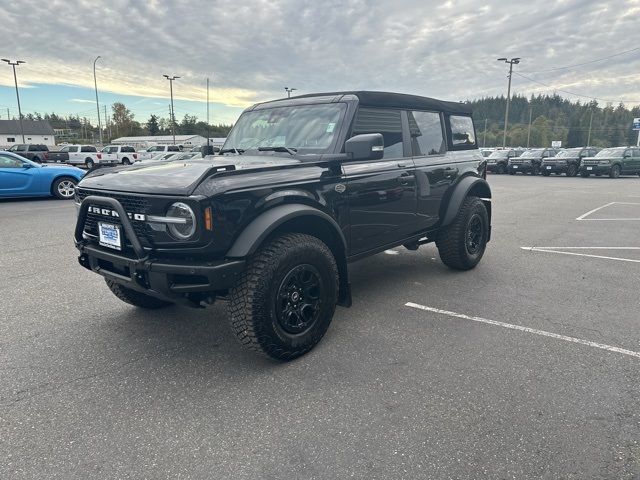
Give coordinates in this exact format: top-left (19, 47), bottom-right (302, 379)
top-left (147, 114), bottom-right (160, 135)
top-left (111, 102), bottom-right (135, 137)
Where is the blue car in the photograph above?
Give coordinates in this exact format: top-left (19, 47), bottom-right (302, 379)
top-left (0, 151), bottom-right (85, 200)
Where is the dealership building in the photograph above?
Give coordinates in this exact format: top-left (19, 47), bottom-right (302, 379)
top-left (0, 120), bottom-right (56, 148)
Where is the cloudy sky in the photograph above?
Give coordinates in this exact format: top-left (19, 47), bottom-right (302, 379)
top-left (1, 0), bottom-right (639, 125)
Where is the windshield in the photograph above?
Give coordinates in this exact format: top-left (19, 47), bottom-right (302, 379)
top-left (223, 103), bottom-right (347, 154)
top-left (520, 149), bottom-right (543, 158)
top-left (488, 150), bottom-right (509, 158)
top-left (555, 148), bottom-right (582, 158)
top-left (596, 148), bottom-right (626, 157)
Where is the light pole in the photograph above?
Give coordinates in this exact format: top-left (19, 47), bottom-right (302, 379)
top-left (526, 105), bottom-right (533, 148)
top-left (284, 87), bottom-right (297, 98)
top-left (587, 108), bottom-right (594, 146)
top-left (163, 74), bottom-right (180, 145)
top-left (93, 56), bottom-right (103, 145)
top-left (497, 57), bottom-right (520, 148)
top-left (2, 58), bottom-right (26, 143)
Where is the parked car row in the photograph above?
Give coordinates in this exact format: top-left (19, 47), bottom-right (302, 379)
top-left (487, 146), bottom-right (640, 178)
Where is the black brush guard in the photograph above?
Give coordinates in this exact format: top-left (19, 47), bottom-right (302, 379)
top-left (75, 195), bottom-right (244, 304)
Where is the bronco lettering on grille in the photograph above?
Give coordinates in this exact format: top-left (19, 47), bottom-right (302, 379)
top-left (88, 206), bottom-right (146, 221)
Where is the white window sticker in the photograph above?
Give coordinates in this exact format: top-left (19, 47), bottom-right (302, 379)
top-left (326, 122), bottom-right (336, 133)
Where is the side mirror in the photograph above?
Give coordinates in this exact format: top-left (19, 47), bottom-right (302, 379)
top-left (345, 133), bottom-right (384, 161)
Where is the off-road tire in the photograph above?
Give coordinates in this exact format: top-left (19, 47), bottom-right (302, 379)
top-left (567, 164), bottom-right (578, 177)
top-left (228, 233), bottom-right (338, 361)
top-left (610, 164), bottom-right (621, 179)
top-left (436, 196), bottom-right (489, 271)
top-left (105, 279), bottom-right (173, 309)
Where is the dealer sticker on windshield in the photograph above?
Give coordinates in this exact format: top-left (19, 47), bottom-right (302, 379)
top-left (98, 222), bottom-right (122, 250)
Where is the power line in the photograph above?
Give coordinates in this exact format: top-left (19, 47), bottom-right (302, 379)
top-left (521, 47), bottom-right (640, 74)
top-left (513, 72), bottom-right (640, 104)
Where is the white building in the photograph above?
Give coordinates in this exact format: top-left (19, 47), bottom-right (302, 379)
top-left (0, 120), bottom-right (56, 148)
top-left (111, 135), bottom-right (209, 150)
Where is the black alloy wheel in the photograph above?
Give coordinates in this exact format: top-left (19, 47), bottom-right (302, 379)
top-left (275, 264), bottom-right (322, 335)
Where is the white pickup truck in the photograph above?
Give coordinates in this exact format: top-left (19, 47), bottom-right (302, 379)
top-left (134, 144), bottom-right (183, 162)
top-left (100, 145), bottom-right (139, 165)
top-left (59, 144), bottom-right (118, 169)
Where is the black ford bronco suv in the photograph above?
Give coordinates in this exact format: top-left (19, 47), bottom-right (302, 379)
top-left (74, 91), bottom-right (492, 360)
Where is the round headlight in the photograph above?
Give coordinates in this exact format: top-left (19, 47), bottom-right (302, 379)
top-left (166, 202), bottom-right (196, 240)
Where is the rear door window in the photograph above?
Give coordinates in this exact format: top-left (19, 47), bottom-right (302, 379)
top-left (80, 146), bottom-right (97, 153)
top-left (351, 107), bottom-right (404, 159)
top-left (447, 115), bottom-right (476, 150)
top-left (407, 111), bottom-right (445, 156)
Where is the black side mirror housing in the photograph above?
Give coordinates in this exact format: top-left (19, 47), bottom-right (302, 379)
top-left (345, 133), bottom-right (384, 161)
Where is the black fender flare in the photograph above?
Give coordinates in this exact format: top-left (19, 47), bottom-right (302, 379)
top-left (226, 204), bottom-right (351, 306)
top-left (441, 176), bottom-right (492, 227)
top-left (227, 204), bottom-right (346, 257)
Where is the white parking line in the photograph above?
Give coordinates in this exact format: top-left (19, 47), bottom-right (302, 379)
top-left (520, 246), bottom-right (640, 263)
top-left (405, 302), bottom-right (640, 359)
top-left (576, 202), bottom-right (640, 221)
top-left (575, 202), bottom-right (616, 220)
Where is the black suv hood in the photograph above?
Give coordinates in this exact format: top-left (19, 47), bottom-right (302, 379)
top-left (78, 156), bottom-right (301, 195)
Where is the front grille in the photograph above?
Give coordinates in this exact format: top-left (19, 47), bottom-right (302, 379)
top-left (76, 188), bottom-right (152, 246)
top-left (582, 160), bottom-right (598, 165)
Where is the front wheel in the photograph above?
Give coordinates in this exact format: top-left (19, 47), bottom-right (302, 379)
top-left (52, 176), bottom-right (78, 199)
top-left (581, 171), bottom-right (590, 178)
top-left (228, 233), bottom-right (338, 361)
top-left (542, 170), bottom-right (551, 176)
top-left (610, 165), bottom-right (621, 179)
top-left (436, 196), bottom-right (489, 271)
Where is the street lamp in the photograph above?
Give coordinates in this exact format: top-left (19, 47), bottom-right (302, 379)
top-left (93, 56), bottom-right (103, 145)
top-left (497, 57), bottom-right (521, 148)
top-left (163, 74), bottom-right (180, 145)
top-left (2, 58), bottom-right (26, 143)
top-left (284, 87), bottom-right (297, 98)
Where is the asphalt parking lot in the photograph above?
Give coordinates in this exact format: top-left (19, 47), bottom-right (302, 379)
top-left (1, 175), bottom-right (639, 479)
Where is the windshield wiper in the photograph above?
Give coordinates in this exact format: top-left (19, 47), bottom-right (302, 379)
top-left (257, 146), bottom-right (297, 155)
top-left (219, 148), bottom-right (244, 155)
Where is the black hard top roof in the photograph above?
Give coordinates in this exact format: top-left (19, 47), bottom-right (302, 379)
top-left (256, 91), bottom-right (473, 115)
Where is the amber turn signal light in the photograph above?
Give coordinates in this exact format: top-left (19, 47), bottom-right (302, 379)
top-left (204, 207), bottom-right (213, 231)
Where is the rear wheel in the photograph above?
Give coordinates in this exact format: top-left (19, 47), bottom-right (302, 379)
top-left (122, 157), bottom-right (131, 165)
top-left (228, 233), bottom-right (338, 361)
top-left (52, 176), bottom-right (77, 200)
top-left (436, 196), bottom-right (489, 271)
top-left (610, 164), bottom-right (621, 179)
top-left (85, 158), bottom-right (94, 169)
top-left (32, 156), bottom-right (41, 163)
top-left (105, 279), bottom-right (173, 309)
top-left (567, 164), bottom-right (578, 177)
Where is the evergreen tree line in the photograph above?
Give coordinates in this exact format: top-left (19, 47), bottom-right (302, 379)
top-left (469, 94), bottom-right (640, 148)
top-left (9, 102), bottom-right (233, 144)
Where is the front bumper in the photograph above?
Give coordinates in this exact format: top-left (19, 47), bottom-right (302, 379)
top-left (486, 163), bottom-right (506, 173)
top-left (542, 163), bottom-right (567, 174)
top-left (508, 163), bottom-right (533, 173)
top-left (580, 164), bottom-right (610, 175)
top-left (75, 195), bottom-right (244, 304)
